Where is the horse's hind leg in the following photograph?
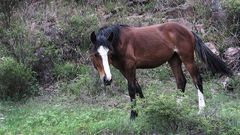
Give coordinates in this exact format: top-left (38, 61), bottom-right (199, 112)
top-left (168, 53), bottom-right (187, 93)
top-left (181, 55), bottom-right (206, 113)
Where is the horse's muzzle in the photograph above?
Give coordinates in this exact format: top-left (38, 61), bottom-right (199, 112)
top-left (103, 76), bottom-right (112, 86)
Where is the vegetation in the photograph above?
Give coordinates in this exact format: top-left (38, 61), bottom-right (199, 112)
top-left (0, 57), bottom-right (38, 100)
top-left (0, 0), bottom-right (239, 134)
top-left (0, 81), bottom-right (239, 134)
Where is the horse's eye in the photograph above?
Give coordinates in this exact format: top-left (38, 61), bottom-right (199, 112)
top-left (94, 53), bottom-right (99, 57)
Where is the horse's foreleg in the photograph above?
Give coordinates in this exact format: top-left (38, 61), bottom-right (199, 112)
top-left (128, 82), bottom-right (138, 119)
top-left (121, 66), bottom-right (138, 119)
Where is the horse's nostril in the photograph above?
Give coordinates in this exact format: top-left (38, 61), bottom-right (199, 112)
top-left (103, 76), bottom-right (112, 86)
top-left (103, 76), bottom-right (107, 82)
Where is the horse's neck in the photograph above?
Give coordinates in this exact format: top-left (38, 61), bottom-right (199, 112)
top-left (110, 47), bottom-right (125, 69)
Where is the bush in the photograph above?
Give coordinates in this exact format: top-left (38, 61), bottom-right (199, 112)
top-left (224, 0), bottom-right (240, 22)
top-left (53, 62), bottom-right (88, 81)
top-left (137, 92), bottom-right (240, 134)
top-left (58, 65), bottom-right (96, 96)
top-left (224, 0), bottom-right (240, 44)
top-left (193, 1), bottom-right (212, 20)
top-left (0, 57), bottom-right (38, 100)
top-left (228, 75), bottom-right (240, 95)
top-left (139, 94), bottom-right (203, 134)
top-left (60, 75), bottom-right (92, 96)
top-left (63, 13), bottom-right (98, 50)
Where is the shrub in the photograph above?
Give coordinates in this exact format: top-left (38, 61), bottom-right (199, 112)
top-left (139, 94), bottom-right (203, 134)
top-left (0, 0), bottom-right (22, 28)
top-left (158, 0), bottom-right (185, 7)
top-left (58, 65), bottom-right (96, 96)
top-left (227, 75), bottom-right (240, 95)
top-left (137, 91), bottom-right (240, 134)
top-left (60, 75), bottom-right (92, 96)
top-left (0, 57), bottom-right (38, 100)
top-left (53, 62), bottom-right (88, 81)
top-left (0, 21), bottom-right (39, 66)
top-left (193, 1), bottom-right (212, 20)
top-left (224, 0), bottom-right (240, 18)
top-left (224, 0), bottom-right (240, 44)
top-left (63, 13), bottom-right (98, 50)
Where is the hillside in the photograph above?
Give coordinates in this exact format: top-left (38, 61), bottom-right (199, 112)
top-left (0, 0), bottom-right (240, 134)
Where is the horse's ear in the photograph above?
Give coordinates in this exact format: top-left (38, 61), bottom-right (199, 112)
top-left (90, 31), bottom-right (96, 44)
top-left (108, 32), bottom-right (113, 42)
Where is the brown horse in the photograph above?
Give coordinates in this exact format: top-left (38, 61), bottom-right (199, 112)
top-left (89, 22), bottom-right (232, 119)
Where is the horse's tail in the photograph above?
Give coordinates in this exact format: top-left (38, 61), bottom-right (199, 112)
top-left (192, 32), bottom-right (232, 76)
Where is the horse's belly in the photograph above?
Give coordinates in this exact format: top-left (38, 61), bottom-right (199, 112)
top-left (136, 56), bottom-right (169, 69)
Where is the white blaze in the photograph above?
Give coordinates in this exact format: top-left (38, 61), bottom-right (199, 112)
top-left (198, 89), bottom-right (206, 114)
top-left (97, 46), bottom-right (112, 80)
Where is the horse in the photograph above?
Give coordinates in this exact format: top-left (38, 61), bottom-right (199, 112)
top-left (89, 22), bottom-right (232, 119)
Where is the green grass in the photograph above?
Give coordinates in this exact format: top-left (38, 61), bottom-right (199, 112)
top-left (0, 100), bottom-right (135, 134)
top-left (1, 0), bottom-right (240, 134)
top-left (0, 74), bottom-right (239, 134)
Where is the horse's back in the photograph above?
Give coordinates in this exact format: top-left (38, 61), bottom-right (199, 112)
top-left (120, 22), bottom-right (195, 69)
top-left (131, 22), bottom-right (190, 32)
top-left (131, 22), bottom-right (195, 53)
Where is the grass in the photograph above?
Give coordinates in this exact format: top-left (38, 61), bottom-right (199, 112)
top-left (0, 99), bottom-right (133, 134)
top-left (0, 0), bottom-right (240, 134)
top-left (0, 71), bottom-right (239, 134)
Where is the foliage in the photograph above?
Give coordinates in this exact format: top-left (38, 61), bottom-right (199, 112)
top-left (193, 0), bottom-right (212, 20)
top-left (1, 22), bottom-right (25, 61)
top-left (138, 94), bottom-right (202, 134)
top-left (130, 79), bottom-right (240, 135)
top-left (224, 0), bottom-right (240, 18)
top-left (53, 62), bottom-right (86, 81)
top-left (138, 65), bottom-right (172, 82)
top-left (224, 0), bottom-right (240, 44)
top-left (0, 0), bottom-right (23, 28)
top-left (0, 57), bottom-right (38, 100)
top-left (1, 87), bottom-right (239, 134)
top-left (227, 75), bottom-right (240, 96)
top-left (157, 0), bottom-right (185, 7)
top-left (58, 65), bottom-right (96, 95)
top-left (0, 101), bottom-right (132, 135)
top-left (0, 0), bottom-right (240, 134)
top-left (63, 13), bottom-right (98, 50)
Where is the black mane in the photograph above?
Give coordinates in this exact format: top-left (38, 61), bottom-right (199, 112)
top-left (96, 24), bottom-right (128, 48)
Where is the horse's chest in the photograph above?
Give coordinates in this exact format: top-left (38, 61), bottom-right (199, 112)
top-left (111, 59), bottom-right (123, 70)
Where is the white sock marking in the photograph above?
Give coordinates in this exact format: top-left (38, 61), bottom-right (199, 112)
top-left (198, 89), bottom-right (206, 114)
top-left (97, 46), bottom-right (112, 80)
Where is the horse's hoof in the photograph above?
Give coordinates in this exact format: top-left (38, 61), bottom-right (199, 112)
top-left (139, 93), bottom-right (144, 98)
top-left (130, 110), bottom-right (138, 120)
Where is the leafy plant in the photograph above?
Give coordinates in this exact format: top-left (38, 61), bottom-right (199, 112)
top-left (0, 57), bottom-right (38, 100)
top-left (53, 62), bottom-right (87, 81)
top-left (0, 0), bottom-right (23, 28)
top-left (224, 0), bottom-right (240, 44)
top-left (63, 13), bottom-right (98, 49)
top-left (57, 64), bottom-right (97, 95)
top-left (138, 94), bottom-right (203, 134)
top-left (227, 75), bottom-right (240, 95)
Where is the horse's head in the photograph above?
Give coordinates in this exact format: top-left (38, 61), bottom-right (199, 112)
top-left (89, 31), bottom-right (114, 86)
